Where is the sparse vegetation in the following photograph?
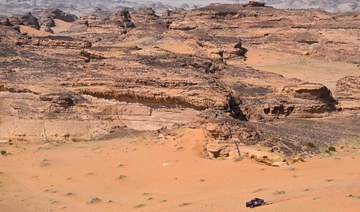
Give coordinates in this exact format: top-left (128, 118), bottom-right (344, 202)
top-left (40, 159), bottom-right (50, 167)
top-left (71, 138), bottom-right (79, 142)
top-left (134, 203), bottom-right (145, 209)
top-left (85, 172), bottom-right (95, 176)
top-left (233, 155), bottom-right (244, 162)
top-left (307, 142), bottom-right (316, 148)
top-left (273, 190), bottom-right (286, 195)
top-left (116, 175), bottom-right (127, 180)
top-left (64, 192), bottom-right (73, 197)
top-left (177, 146), bottom-right (184, 151)
top-left (288, 167), bottom-right (296, 171)
top-left (292, 157), bottom-right (305, 163)
top-left (1, 150), bottom-right (7, 156)
top-left (253, 188), bottom-right (263, 193)
top-left (328, 146), bottom-right (336, 152)
top-left (179, 202), bottom-right (192, 207)
top-left (87, 197), bottom-right (101, 204)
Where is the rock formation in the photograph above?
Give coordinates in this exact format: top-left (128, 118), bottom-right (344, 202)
top-left (41, 9), bottom-right (78, 23)
top-left (0, 3), bottom-right (359, 162)
top-left (335, 76), bottom-right (360, 111)
top-left (19, 12), bottom-right (40, 29)
top-left (111, 9), bottom-right (135, 28)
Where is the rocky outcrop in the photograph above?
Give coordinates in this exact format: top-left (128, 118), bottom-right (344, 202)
top-left (243, 1), bottom-right (267, 7)
top-left (0, 25), bottom-right (28, 44)
top-left (294, 31), bottom-right (320, 45)
top-left (111, 9), bottom-right (135, 28)
top-left (335, 76), bottom-right (360, 111)
top-left (169, 15), bottom-right (197, 30)
top-left (39, 16), bottom-right (55, 28)
top-left (0, 18), bottom-right (13, 26)
top-left (4, 12), bottom-right (40, 29)
top-left (69, 19), bottom-right (89, 33)
top-left (0, 3), bottom-right (359, 159)
top-left (132, 7), bottom-right (158, 21)
top-left (19, 12), bottom-right (40, 29)
top-left (41, 9), bottom-right (78, 23)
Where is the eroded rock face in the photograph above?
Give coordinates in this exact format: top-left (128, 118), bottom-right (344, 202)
top-left (0, 4), bottom-right (359, 158)
top-left (336, 76), bottom-right (360, 110)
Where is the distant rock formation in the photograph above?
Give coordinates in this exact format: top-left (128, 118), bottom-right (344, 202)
top-left (111, 9), bottom-right (135, 28)
top-left (41, 9), bottom-right (78, 23)
top-left (1, 0), bottom-right (359, 15)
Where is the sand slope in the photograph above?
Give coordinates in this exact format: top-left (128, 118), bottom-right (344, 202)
top-left (1, 129), bottom-right (359, 211)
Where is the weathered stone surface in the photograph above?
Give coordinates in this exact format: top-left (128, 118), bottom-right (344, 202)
top-left (336, 76), bottom-right (360, 111)
top-left (0, 4), bottom-right (359, 158)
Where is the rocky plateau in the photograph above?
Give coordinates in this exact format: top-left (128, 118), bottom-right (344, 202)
top-left (1, 2), bottom-right (360, 164)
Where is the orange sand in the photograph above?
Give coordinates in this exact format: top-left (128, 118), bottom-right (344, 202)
top-left (1, 129), bottom-right (359, 211)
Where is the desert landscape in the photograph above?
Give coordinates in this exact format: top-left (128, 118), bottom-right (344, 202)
top-left (0, 1), bottom-right (360, 211)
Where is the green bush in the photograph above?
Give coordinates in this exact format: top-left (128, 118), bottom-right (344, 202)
top-left (292, 157), bottom-right (305, 163)
top-left (328, 146), bottom-right (336, 152)
top-left (1, 150), bottom-right (7, 156)
top-left (307, 142), bottom-right (316, 148)
top-left (233, 156), bottom-right (244, 162)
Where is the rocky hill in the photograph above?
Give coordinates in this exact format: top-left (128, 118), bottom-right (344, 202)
top-left (0, 3), bottom-right (359, 163)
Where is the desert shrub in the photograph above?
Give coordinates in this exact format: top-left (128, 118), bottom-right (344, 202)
top-left (273, 190), bottom-right (286, 195)
top-left (233, 155), bottom-right (244, 162)
top-left (328, 146), bottom-right (336, 152)
top-left (116, 175), bottom-right (127, 180)
top-left (1, 150), bottom-right (6, 156)
top-left (307, 142), bottom-right (316, 148)
top-left (179, 202), bottom-right (192, 207)
top-left (292, 157), bottom-right (305, 163)
top-left (134, 203), bottom-right (145, 208)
